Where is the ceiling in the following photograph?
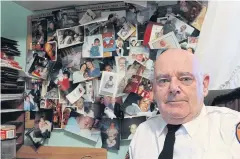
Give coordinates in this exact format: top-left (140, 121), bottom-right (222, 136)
top-left (13, 1), bottom-right (148, 11)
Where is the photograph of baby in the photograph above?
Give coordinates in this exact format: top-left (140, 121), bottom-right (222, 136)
top-left (82, 34), bottom-right (103, 58)
top-left (121, 116), bottom-right (146, 140)
top-left (66, 83), bottom-right (85, 104)
top-left (64, 102), bottom-right (101, 142)
top-left (99, 71), bottom-right (119, 97)
top-left (122, 92), bottom-right (152, 117)
top-left (32, 19), bottom-right (47, 45)
top-left (129, 46), bottom-right (150, 65)
top-left (59, 45), bottom-right (82, 69)
top-left (123, 75), bottom-right (142, 94)
top-left (79, 9), bottom-right (96, 25)
top-left (57, 25), bottom-right (84, 49)
top-left (115, 56), bottom-right (127, 74)
top-left (33, 109), bottom-right (53, 139)
top-left (44, 41), bottom-right (57, 61)
top-left (102, 32), bottom-right (116, 52)
top-left (117, 22), bottom-right (136, 41)
top-left (99, 118), bottom-right (120, 150)
top-left (149, 32), bottom-right (180, 49)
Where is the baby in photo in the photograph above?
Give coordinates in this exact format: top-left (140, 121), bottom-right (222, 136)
top-left (90, 38), bottom-right (101, 57)
top-left (117, 22), bottom-right (136, 41)
top-left (99, 71), bottom-right (119, 97)
top-left (82, 34), bottom-right (103, 58)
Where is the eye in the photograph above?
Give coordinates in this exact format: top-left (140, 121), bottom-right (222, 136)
top-left (156, 78), bottom-right (170, 84)
top-left (179, 76), bottom-right (193, 85)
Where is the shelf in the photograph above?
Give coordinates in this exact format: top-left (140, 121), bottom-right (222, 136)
top-left (4, 121), bottom-right (23, 126)
top-left (1, 94), bottom-right (23, 101)
top-left (1, 109), bottom-right (24, 113)
top-left (0, 64), bottom-right (26, 77)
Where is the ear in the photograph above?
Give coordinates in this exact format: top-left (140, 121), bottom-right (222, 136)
top-left (203, 74), bottom-right (210, 97)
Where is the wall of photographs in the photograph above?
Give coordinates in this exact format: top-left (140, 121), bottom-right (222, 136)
top-left (24, 0), bottom-right (207, 154)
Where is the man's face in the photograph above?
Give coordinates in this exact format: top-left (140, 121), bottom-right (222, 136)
top-left (153, 49), bottom-right (209, 124)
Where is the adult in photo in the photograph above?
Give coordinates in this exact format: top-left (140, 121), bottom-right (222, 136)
top-left (124, 97), bottom-right (150, 116)
top-left (128, 124), bottom-right (138, 140)
top-left (129, 49), bottom-right (240, 159)
top-left (86, 60), bottom-right (100, 77)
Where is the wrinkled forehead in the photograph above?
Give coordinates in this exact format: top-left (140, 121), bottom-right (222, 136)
top-left (154, 53), bottom-right (200, 77)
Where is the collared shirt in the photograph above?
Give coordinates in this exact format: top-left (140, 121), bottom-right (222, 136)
top-left (129, 106), bottom-right (240, 159)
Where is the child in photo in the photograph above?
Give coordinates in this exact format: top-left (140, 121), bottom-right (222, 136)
top-left (86, 60), bottom-right (101, 78)
top-left (90, 38), bottom-right (101, 57)
top-left (57, 70), bottom-right (70, 94)
top-left (104, 76), bottom-right (114, 89)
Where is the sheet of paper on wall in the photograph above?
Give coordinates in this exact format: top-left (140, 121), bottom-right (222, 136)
top-left (79, 9), bottom-right (96, 25)
top-left (66, 83), bottom-right (85, 104)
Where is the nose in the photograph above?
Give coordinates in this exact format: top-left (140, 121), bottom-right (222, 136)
top-left (169, 78), bottom-right (181, 95)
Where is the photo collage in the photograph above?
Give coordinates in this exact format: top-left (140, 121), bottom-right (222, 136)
top-left (24, 1), bottom-right (207, 151)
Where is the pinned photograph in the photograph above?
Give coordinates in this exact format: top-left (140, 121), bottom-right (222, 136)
top-left (122, 93), bottom-right (152, 117)
top-left (25, 127), bottom-right (46, 150)
top-left (113, 37), bottom-right (130, 56)
top-left (149, 32), bottom-right (180, 49)
top-left (149, 25), bottom-right (164, 42)
top-left (55, 68), bottom-right (72, 95)
top-left (121, 116), bottom-right (146, 140)
top-left (115, 56), bottom-right (127, 74)
top-left (33, 109), bottom-right (53, 138)
top-left (102, 32), bottom-right (116, 52)
top-left (85, 60), bottom-right (101, 78)
top-left (82, 34), bottom-right (103, 58)
top-left (47, 19), bottom-right (57, 41)
top-left (59, 45), bottom-right (82, 69)
top-left (66, 83), bottom-right (85, 104)
top-left (24, 83), bottom-right (41, 111)
top-left (129, 46), bottom-right (149, 64)
top-left (53, 101), bottom-right (62, 128)
top-left (99, 118), bottom-right (120, 150)
top-left (42, 99), bottom-right (58, 109)
top-left (61, 8), bottom-right (79, 28)
top-left (117, 22), bottom-right (136, 41)
top-left (178, 0), bottom-right (203, 22)
top-left (162, 15), bottom-right (195, 42)
top-left (57, 25), bottom-right (84, 49)
top-left (64, 102), bottom-right (102, 142)
top-left (129, 38), bottom-right (143, 47)
top-left (79, 9), bottom-right (96, 25)
top-left (44, 41), bottom-right (57, 61)
top-left (135, 77), bottom-right (153, 101)
top-left (32, 19), bottom-right (47, 45)
top-left (27, 50), bottom-right (52, 79)
top-left (72, 63), bottom-right (92, 83)
top-left (123, 75), bottom-right (142, 94)
top-left (45, 87), bottom-right (59, 99)
top-left (99, 71), bottom-right (119, 97)
top-left (191, 5), bottom-right (207, 31)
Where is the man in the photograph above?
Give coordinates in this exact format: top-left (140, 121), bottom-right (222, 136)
top-left (129, 49), bottom-right (240, 159)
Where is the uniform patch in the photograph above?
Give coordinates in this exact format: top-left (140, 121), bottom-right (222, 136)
top-left (236, 122), bottom-right (240, 143)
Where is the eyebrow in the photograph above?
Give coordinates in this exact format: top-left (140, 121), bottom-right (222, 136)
top-left (156, 72), bottom-right (194, 79)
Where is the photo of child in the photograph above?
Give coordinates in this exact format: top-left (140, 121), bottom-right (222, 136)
top-left (82, 34), bottom-right (103, 58)
top-left (117, 22), bottom-right (136, 41)
top-left (99, 71), bottom-right (119, 97)
top-left (104, 76), bottom-right (114, 89)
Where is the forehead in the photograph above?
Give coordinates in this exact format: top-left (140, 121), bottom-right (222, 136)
top-left (155, 51), bottom-right (197, 76)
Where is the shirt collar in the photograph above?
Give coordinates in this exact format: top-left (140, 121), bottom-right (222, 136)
top-left (155, 105), bottom-right (207, 138)
top-left (182, 105), bottom-right (207, 138)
